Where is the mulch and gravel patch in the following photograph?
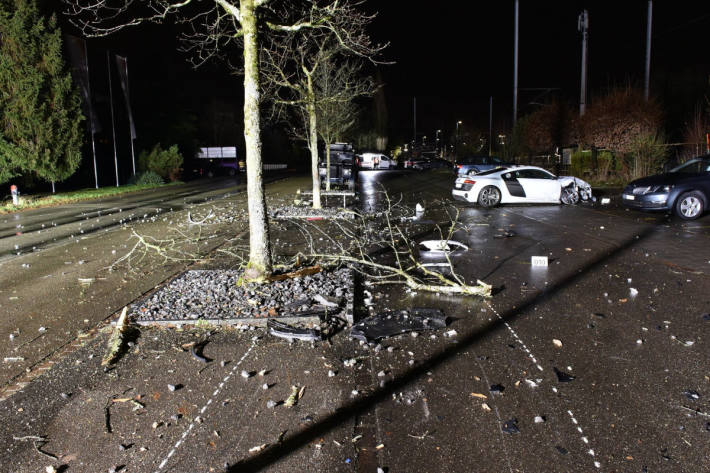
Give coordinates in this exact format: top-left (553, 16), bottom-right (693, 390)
top-left (131, 267), bottom-right (353, 327)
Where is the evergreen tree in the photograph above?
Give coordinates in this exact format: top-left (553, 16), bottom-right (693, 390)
top-left (0, 0), bottom-right (83, 185)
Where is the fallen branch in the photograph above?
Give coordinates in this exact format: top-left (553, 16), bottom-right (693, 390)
top-left (102, 307), bottom-right (129, 366)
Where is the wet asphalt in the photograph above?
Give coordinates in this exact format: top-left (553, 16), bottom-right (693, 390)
top-left (1, 169), bottom-right (709, 473)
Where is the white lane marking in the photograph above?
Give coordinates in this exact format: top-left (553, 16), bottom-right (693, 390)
top-left (153, 339), bottom-right (256, 473)
top-left (486, 301), bottom-right (602, 470)
top-left (485, 301), bottom-right (544, 372)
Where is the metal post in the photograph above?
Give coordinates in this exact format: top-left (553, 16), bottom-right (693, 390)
top-left (578, 10), bottom-right (589, 116)
top-left (513, 0), bottom-right (519, 127)
top-left (124, 56), bottom-right (136, 175)
top-left (107, 51), bottom-right (119, 187)
top-left (85, 41), bottom-right (99, 189)
top-left (413, 96), bottom-right (417, 146)
top-left (644, 1), bottom-right (653, 101)
top-left (489, 96), bottom-right (493, 156)
top-left (455, 121), bottom-right (461, 158)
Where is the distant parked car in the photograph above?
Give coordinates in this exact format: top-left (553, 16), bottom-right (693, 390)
top-left (404, 157), bottom-right (423, 169)
top-left (622, 155), bottom-right (710, 220)
top-left (455, 155), bottom-right (512, 176)
top-left (359, 152), bottom-right (395, 169)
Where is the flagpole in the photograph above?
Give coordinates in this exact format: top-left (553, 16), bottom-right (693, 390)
top-left (126, 56), bottom-right (136, 175)
top-left (108, 51), bottom-right (119, 187)
top-left (85, 40), bottom-right (99, 189)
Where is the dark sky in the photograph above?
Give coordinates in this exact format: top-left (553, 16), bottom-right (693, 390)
top-left (57, 1), bottom-right (710, 158)
top-left (370, 1), bottom-right (710, 143)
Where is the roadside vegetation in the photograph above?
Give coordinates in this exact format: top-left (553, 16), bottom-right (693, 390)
top-left (495, 86), bottom-right (710, 186)
top-left (0, 180), bottom-right (181, 214)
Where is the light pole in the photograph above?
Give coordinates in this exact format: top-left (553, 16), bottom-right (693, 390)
top-left (455, 121), bottom-right (462, 159)
top-left (435, 129), bottom-right (441, 157)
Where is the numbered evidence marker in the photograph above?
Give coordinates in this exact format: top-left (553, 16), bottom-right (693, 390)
top-left (531, 256), bottom-right (549, 267)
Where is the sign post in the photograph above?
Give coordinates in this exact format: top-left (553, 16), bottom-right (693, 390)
top-left (10, 185), bottom-right (18, 205)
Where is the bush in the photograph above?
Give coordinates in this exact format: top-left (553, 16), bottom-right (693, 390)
top-left (137, 144), bottom-right (183, 181)
top-left (133, 171), bottom-right (164, 186)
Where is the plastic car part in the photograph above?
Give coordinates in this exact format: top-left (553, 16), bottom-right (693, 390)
top-left (267, 319), bottom-right (321, 342)
top-left (350, 308), bottom-right (449, 342)
top-left (419, 240), bottom-right (469, 253)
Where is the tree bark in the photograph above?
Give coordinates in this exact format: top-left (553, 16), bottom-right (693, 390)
top-left (242, 0), bottom-right (272, 280)
top-left (307, 77), bottom-right (321, 209)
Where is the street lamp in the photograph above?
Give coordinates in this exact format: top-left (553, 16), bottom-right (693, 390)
top-left (455, 121), bottom-right (462, 158)
top-left (435, 129), bottom-right (441, 156)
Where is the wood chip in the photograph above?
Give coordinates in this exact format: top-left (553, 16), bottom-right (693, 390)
top-left (470, 392), bottom-right (487, 399)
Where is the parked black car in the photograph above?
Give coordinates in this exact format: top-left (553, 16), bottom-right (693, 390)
top-left (622, 155), bottom-right (710, 220)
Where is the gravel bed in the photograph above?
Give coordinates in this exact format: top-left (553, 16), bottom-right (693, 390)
top-left (269, 205), bottom-right (356, 220)
top-left (131, 267), bottom-right (353, 325)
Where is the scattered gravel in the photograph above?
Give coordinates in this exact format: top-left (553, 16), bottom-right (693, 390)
top-left (131, 267), bottom-right (352, 323)
top-left (269, 205), bottom-right (355, 220)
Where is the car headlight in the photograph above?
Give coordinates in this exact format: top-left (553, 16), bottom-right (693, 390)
top-left (648, 185), bottom-right (672, 193)
top-left (634, 185), bottom-right (672, 194)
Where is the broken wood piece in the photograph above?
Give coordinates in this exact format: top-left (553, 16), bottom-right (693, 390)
top-left (102, 307), bottom-right (129, 367)
top-left (284, 386), bottom-right (300, 408)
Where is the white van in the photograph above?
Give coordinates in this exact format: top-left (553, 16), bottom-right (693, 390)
top-left (359, 152), bottom-right (394, 169)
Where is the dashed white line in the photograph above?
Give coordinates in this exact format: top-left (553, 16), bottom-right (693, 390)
top-left (485, 301), bottom-right (544, 372)
top-left (486, 301), bottom-right (602, 470)
top-left (153, 338), bottom-right (257, 473)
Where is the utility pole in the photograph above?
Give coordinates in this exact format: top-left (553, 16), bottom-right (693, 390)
top-left (107, 51), bottom-right (119, 187)
top-left (513, 0), bottom-right (519, 127)
top-left (413, 96), bottom-right (417, 147)
top-left (578, 9), bottom-right (589, 116)
top-left (644, 0), bottom-right (653, 101)
top-left (489, 96), bottom-right (493, 156)
top-left (85, 41), bottom-right (99, 189)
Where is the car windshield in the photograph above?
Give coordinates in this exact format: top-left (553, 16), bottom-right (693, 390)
top-left (670, 158), bottom-right (710, 174)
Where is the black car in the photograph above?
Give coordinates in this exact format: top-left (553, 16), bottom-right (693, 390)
top-left (622, 155), bottom-right (710, 220)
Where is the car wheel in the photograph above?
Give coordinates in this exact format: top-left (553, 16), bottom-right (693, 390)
top-left (478, 186), bottom-right (501, 207)
top-left (675, 191), bottom-right (705, 220)
top-left (560, 186), bottom-right (579, 205)
top-left (468, 169), bottom-right (479, 176)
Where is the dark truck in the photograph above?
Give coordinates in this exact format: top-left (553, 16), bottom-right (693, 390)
top-left (319, 142), bottom-right (357, 190)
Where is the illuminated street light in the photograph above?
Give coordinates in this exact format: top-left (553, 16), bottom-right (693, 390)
top-left (455, 121), bottom-right (462, 158)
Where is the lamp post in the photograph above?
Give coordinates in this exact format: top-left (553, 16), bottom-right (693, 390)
top-left (455, 121), bottom-right (462, 158)
top-left (435, 129), bottom-right (441, 157)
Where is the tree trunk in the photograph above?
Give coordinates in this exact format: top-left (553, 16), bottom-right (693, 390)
top-left (325, 143), bottom-right (331, 191)
top-left (307, 79), bottom-right (321, 209)
top-left (242, 0), bottom-right (272, 280)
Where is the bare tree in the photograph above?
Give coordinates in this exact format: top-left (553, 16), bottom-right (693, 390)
top-left (261, 4), bottom-right (384, 208)
top-left (316, 58), bottom-right (374, 191)
top-left (62, 0), bottom-right (384, 280)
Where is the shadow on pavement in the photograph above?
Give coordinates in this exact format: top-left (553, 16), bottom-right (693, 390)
top-left (228, 224), bottom-right (658, 472)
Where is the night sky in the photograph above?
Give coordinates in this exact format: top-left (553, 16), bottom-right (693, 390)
top-left (372, 1), bottom-right (710, 144)
top-left (54, 0), bottom-right (710, 182)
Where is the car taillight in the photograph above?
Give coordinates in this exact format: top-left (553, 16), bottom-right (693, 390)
top-left (456, 164), bottom-right (462, 169)
top-left (464, 179), bottom-right (476, 185)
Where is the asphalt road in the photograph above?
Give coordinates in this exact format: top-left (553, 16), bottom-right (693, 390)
top-left (0, 176), bottom-right (249, 261)
top-left (1, 169), bottom-right (709, 473)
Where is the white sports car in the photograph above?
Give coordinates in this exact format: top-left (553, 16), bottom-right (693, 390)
top-left (451, 165), bottom-right (592, 207)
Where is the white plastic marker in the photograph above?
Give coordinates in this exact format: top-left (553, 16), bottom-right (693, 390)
top-left (531, 256), bottom-right (548, 267)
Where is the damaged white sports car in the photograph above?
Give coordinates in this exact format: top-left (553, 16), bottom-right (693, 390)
top-left (451, 165), bottom-right (592, 207)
